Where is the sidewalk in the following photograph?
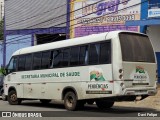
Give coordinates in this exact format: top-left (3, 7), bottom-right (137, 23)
top-left (115, 86), bottom-right (160, 110)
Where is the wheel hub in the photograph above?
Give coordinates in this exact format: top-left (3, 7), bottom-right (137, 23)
top-left (10, 94), bottom-right (17, 102)
top-left (67, 96), bottom-right (74, 107)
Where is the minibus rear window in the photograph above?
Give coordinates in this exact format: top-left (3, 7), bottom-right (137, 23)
top-left (119, 33), bottom-right (155, 63)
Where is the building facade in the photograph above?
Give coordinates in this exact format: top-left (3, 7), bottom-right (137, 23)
top-left (69, 0), bottom-right (142, 38)
top-left (2, 0), bottom-right (160, 82)
top-left (3, 0), bottom-right (68, 66)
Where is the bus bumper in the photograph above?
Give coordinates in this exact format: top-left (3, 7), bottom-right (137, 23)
top-left (123, 87), bottom-right (157, 96)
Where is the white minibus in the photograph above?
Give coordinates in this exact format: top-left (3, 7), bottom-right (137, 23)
top-left (4, 31), bottom-right (157, 111)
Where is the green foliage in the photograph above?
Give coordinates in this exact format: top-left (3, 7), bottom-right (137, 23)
top-left (0, 20), bottom-right (3, 40)
top-left (0, 67), bottom-right (5, 75)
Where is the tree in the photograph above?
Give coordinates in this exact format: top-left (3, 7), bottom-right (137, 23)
top-left (0, 67), bottom-right (5, 76)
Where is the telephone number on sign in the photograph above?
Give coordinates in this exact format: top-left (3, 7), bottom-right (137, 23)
top-left (104, 14), bottom-right (135, 22)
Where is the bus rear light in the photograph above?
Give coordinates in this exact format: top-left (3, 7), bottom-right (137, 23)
top-left (120, 83), bottom-right (124, 87)
top-left (119, 74), bottom-right (123, 79)
top-left (120, 83), bottom-right (125, 91)
top-left (119, 69), bottom-right (123, 73)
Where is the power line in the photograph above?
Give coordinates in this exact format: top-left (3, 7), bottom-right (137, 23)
top-left (6, 0), bottom-right (106, 28)
top-left (4, 2), bottom-right (143, 46)
top-left (6, 2), bottom-right (68, 27)
top-left (5, 0), bottom-right (148, 45)
top-left (5, 0), bottom-right (80, 27)
top-left (5, 0), bottom-right (107, 42)
top-left (5, 1), bottom-right (146, 45)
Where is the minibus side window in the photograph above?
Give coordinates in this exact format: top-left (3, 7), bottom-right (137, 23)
top-left (18, 55), bottom-right (26, 71)
top-left (25, 54), bottom-right (32, 70)
top-left (33, 52), bottom-right (42, 70)
top-left (79, 45), bottom-right (88, 65)
top-left (99, 41), bottom-right (111, 64)
top-left (41, 51), bottom-right (51, 69)
top-left (89, 44), bottom-right (100, 65)
top-left (53, 50), bottom-right (63, 68)
top-left (70, 46), bottom-right (79, 66)
top-left (63, 48), bottom-right (70, 67)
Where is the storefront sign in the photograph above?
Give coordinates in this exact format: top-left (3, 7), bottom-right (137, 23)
top-left (70, 0), bottom-right (141, 38)
top-left (148, 8), bottom-right (160, 18)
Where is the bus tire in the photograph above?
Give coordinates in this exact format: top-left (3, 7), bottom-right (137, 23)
top-left (64, 91), bottom-right (80, 111)
top-left (40, 99), bottom-right (51, 104)
top-left (96, 100), bottom-right (114, 109)
top-left (8, 90), bottom-right (22, 105)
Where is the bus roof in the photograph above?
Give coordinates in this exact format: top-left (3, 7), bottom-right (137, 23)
top-left (12, 31), bottom-right (146, 56)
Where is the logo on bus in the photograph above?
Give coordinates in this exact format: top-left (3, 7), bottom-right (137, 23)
top-left (90, 70), bottom-right (105, 81)
top-left (136, 66), bottom-right (145, 74)
top-left (131, 66), bottom-right (149, 81)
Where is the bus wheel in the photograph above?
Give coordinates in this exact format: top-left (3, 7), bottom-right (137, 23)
top-left (40, 99), bottom-right (51, 104)
top-left (8, 90), bottom-right (22, 105)
top-left (64, 91), bottom-right (79, 111)
top-left (96, 100), bottom-right (114, 109)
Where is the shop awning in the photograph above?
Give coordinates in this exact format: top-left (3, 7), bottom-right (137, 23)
top-left (125, 19), bottom-right (160, 26)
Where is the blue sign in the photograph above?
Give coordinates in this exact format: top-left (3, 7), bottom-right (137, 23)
top-left (148, 8), bottom-right (160, 18)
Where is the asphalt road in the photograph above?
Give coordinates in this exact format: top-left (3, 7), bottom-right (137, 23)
top-left (0, 98), bottom-right (160, 120)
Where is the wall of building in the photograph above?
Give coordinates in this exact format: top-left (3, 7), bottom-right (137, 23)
top-left (147, 26), bottom-right (160, 52)
top-left (0, 41), bottom-right (3, 67)
top-left (5, 0), bottom-right (67, 30)
top-left (5, 35), bottom-right (32, 64)
top-left (4, 0), bottom-right (68, 65)
top-left (146, 25), bottom-right (160, 82)
top-left (147, 0), bottom-right (160, 82)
